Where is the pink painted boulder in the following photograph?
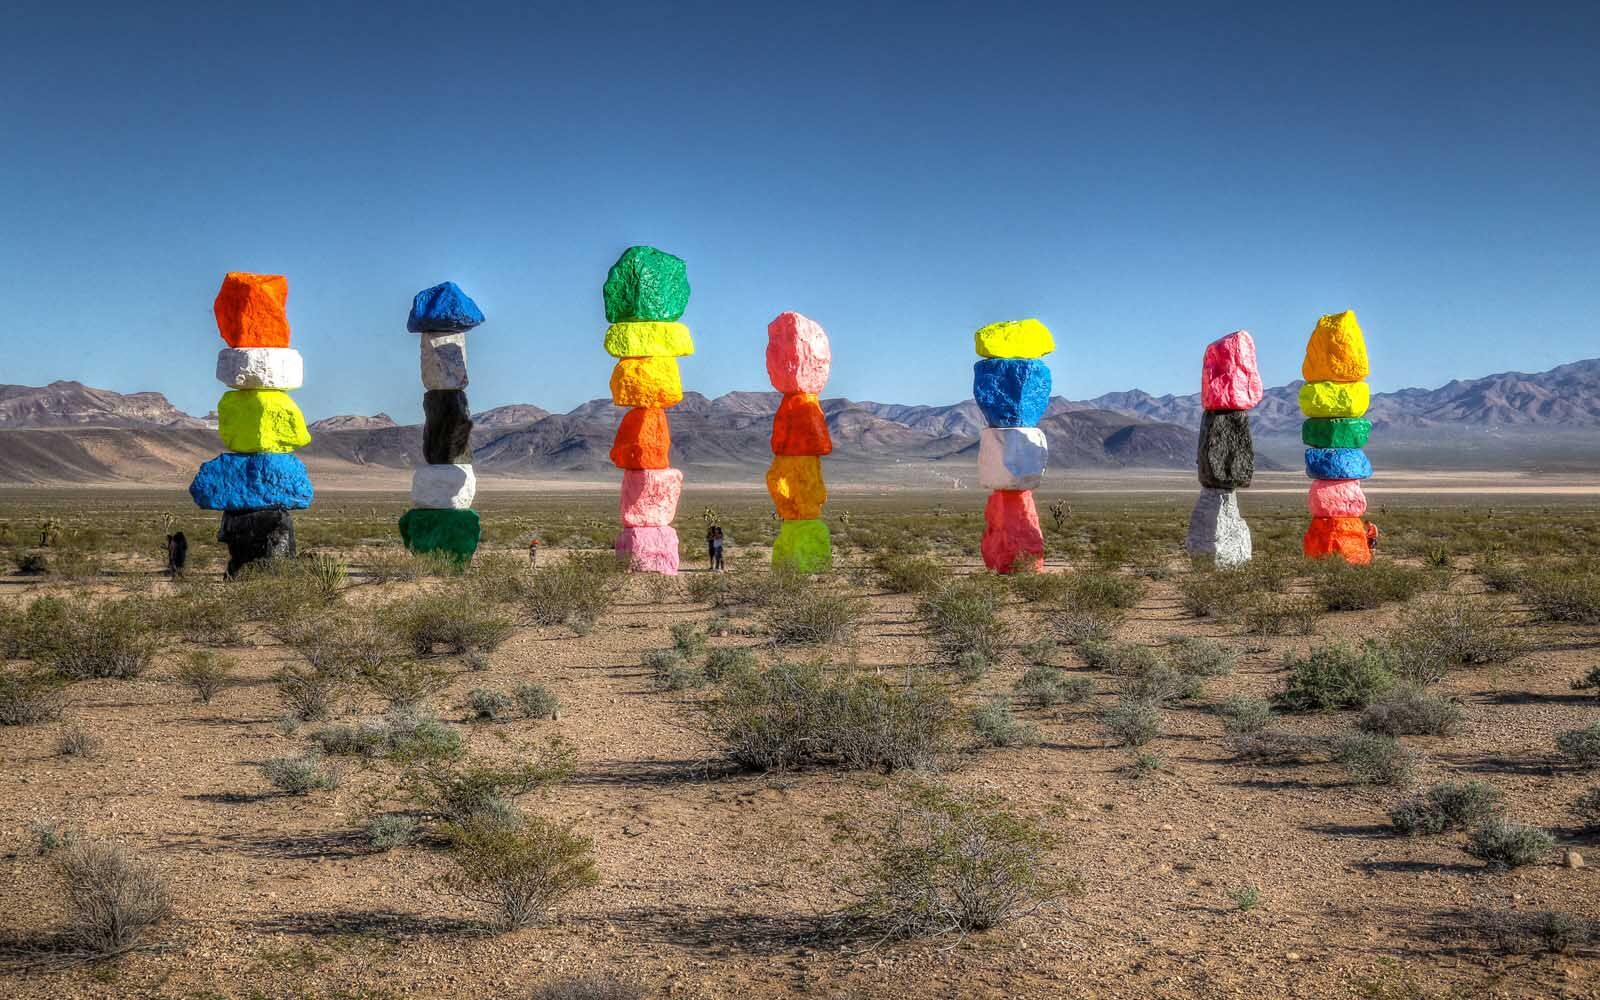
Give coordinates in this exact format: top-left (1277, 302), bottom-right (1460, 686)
top-left (980, 490), bottom-right (1045, 574)
top-left (1308, 478), bottom-right (1367, 517)
top-left (1201, 330), bottom-right (1264, 411)
top-left (620, 468), bottom-right (683, 527)
top-left (615, 525), bottom-right (680, 575)
top-left (766, 312), bottom-right (832, 394)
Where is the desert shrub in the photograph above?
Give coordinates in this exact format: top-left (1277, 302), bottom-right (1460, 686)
top-left (1387, 597), bottom-right (1524, 682)
top-left (55, 724), bottom-right (101, 758)
top-left (1118, 662), bottom-right (1203, 704)
top-left (366, 813), bottom-right (422, 850)
top-left (1238, 593), bottom-right (1322, 636)
top-left (1216, 696), bottom-right (1274, 736)
top-left (390, 592), bottom-right (514, 657)
top-left (1101, 697), bottom-right (1161, 747)
top-left (1062, 571), bottom-right (1144, 611)
top-left (1276, 641), bottom-right (1397, 712)
top-left (35, 599), bottom-right (159, 680)
top-left (1516, 563), bottom-right (1600, 624)
top-left (1311, 561), bottom-right (1435, 611)
top-left (1358, 686), bottom-right (1466, 736)
top-left (261, 752), bottom-right (340, 794)
top-left (0, 669), bottom-right (67, 725)
top-left (704, 661), bottom-right (955, 772)
top-left (1465, 819), bottom-right (1555, 868)
top-left (685, 570), bottom-right (731, 604)
top-left (29, 819), bottom-right (79, 855)
top-left (406, 744), bottom-right (577, 824)
top-left (703, 646), bottom-right (758, 681)
top-left (0, 595), bottom-right (71, 659)
top-left (1475, 551), bottom-right (1522, 593)
top-left (55, 841), bottom-right (172, 955)
top-left (873, 553), bottom-right (948, 595)
top-left (272, 665), bottom-right (345, 722)
top-left (1224, 731), bottom-right (1324, 763)
top-left (1573, 665), bottom-right (1600, 696)
top-left (644, 648), bottom-right (702, 691)
top-left (1009, 570), bottom-right (1070, 604)
top-left (764, 585), bottom-right (867, 646)
top-left (1167, 638), bottom-right (1234, 678)
top-left (530, 976), bottom-right (647, 1000)
top-left (277, 612), bottom-right (404, 679)
top-left (364, 659), bottom-right (452, 711)
top-left (301, 552), bottom-right (348, 601)
top-left (520, 552), bottom-right (623, 631)
top-left (952, 650), bottom-right (991, 684)
top-left (514, 682), bottom-right (560, 720)
top-left (463, 552), bottom-right (536, 605)
top-left (1555, 721), bottom-right (1600, 769)
top-left (442, 814), bottom-right (599, 931)
top-left (1176, 570), bottom-right (1253, 618)
top-left (970, 698), bottom-right (1041, 748)
top-left (1569, 786), bottom-right (1600, 830)
top-left (157, 583), bottom-right (248, 646)
top-left (1018, 637), bottom-right (1059, 666)
top-left (1051, 608), bottom-right (1124, 645)
top-left (669, 621), bottom-right (707, 658)
top-left (230, 559), bottom-right (342, 621)
top-left (311, 710), bottom-right (461, 763)
top-left (171, 650), bottom-right (236, 704)
top-left (838, 783), bottom-right (1069, 939)
top-left (466, 688), bottom-right (516, 722)
top-left (1014, 666), bottom-right (1093, 708)
top-left (1331, 731), bottom-right (1418, 786)
top-left (1389, 781), bottom-right (1504, 836)
top-left (1077, 640), bottom-right (1162, 676)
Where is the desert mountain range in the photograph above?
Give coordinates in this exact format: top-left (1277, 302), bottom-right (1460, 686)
top-left (2, 359), bottom-right (1598, 485)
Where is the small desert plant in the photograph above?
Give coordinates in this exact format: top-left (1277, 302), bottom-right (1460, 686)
top-left (1569, 786), bottom-right (1600, 830)
top-left (1225, 885), bottom-right (1261, 912)
top-left (764, 585), bottom-right (867, 646)
top-left (1358, 687), bottom-right (1466, 736)
top-left (1101, 697), bottom-right (1161, 747)
top-left (171, 650), bottom-right (236, 704)
top-left (441, 814), bottom-right (599, 931)
top-left (1331, 731), bottom-right (1418, 786)
top-left (310, 710), bottom-right (462, 764)
top-left (1018, 637), bottom-right (1059, 666)
top-left (390, 592), bottom-right (515, 656)
top-left (520, 552), bottom-right (623, 631)
top-left (1238, 593), bottom-right (1322, 636)
top-left (970, 698), bottom-right (1041, 748)
top-left (54, 841), bottom-right (172, 955)
top-left (366, 813), bottom-right (422, 850)
top-left (302, 552), bottom-right (348, 601)
top-left (919, 581), bottom-right (1010, 661)
top-left (363, 659), bottom-right (452, 711)
top-left (1117, 662), bottom-right (1203, 704)
top-left (1465, 819), bottom-right (1555, 868)
top-left (1572, 665), bottom-right (1600, 696)
top-left (1311, 560), bottom-right (1435, 611)
top-left (1121, 750), bottom-right (1166, 779)
top-left (1389, 781), bottom-right (1504, 836)
top-left (406, 745), bottom-right (577, 824)
top-left (1052, 608), bottom-right (1124, 645)
top-left (1216, 696), bottom-right (1274, 736)
top-left (703, 646), bottom-right (758, 681)
top-left (55, 724), bottom-right (101, 758)
top-left (1166, 637), bottom-right (1234, 678)
top-left (644, 648), bottom-right (703, 691)
top-left (0, 669), bottom-right (67, 725)
top-left (1078, 640), bottom-right (1163, 676)
top-left (1387, 597), bottom-right (1524, 682)
top-left (1009, 570), bottom-right (1070, 604)
top-left (466, 688), bottom-right (517, 722)
top-left (36, 599), bottom-right (159, 680)
top-left (29, 818), bottom-right (79, 855)
top-left (1276, 641), bottom-right (1397, 712)
top-left (514, 682), bottom-right (560, 720)
top-left (1061, 571), bottom-right (1145, 611)
top-left (872, 553), bottom-right (948, 595)
top-left (1516, 563), bottom-right (1600, 625)
top-left (1014, 665), bottom-right (1093, 707)
top-left (669, 621), bottom-right (707, 658)
top-left (272, 665), bottom-right (344, 722)
top-left (261, 752), bottom-right (340, 795)
top-left (1555, 721), bottom-right (1600, 770)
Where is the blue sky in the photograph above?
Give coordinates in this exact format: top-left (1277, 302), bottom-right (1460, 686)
top-left (2, 1), bottom-right (1596, 422)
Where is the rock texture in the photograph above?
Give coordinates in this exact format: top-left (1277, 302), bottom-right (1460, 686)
top-left (610, 407), bottom-right (672, 469)
top-left (1308, 478), bottom-right (1368, 517)
top-left (765, 455), bottom-right (826, 521)
top-left (973, 319), bottom-right (1053, 572)
top-left (423, 389), bottom-right (474, 465)
top-left (216, 348), bottom-right (303, 390)
top-left (772, 519), bottom-right (832, 573)
top-left (1299, 380), bottom-right (1371, 418)
top-left (1304, 515), bottom-right (1372, 563)
top-left (766, 312), bottom-right (833, 570)
top-left (766, 312), bottom-right (832, 395)
top-left (213, 272), bottom-right (290, 348)
top-left (974, 319), bottom-right (1054, 359)
top-left (407, 281), bottom-right (484, 333)
top-left (218, 508), bottom-right (296, 577)
top-left (610, 357), bottom-right (684, 408)
top-left (1201, 331), bottom-right (1263, 411)
top-left (1299, 310), bottom-right (1374, 564)
top-left (973, 358), bottom-right (1051, 428)
top-left (977, 427), bottom-right (1047, 491)
top-left (980, 489), bottom-right (1044, 574)
top-left (1305, 447), bottom-right (1372, 481)
top-left (190, 452), bottom-right (313, 511)
top-left (1188, 330), bottom-right (1260, 564)
top-left (1186, 488), bottom-right (1252, 567)
top-left (399, 507), bottom-right (481, 561)
top-left (615, 525), bottom-right (681, 575)
top-left (421, 333), bottom-right (469, 390)
top-left (604, 246), bottom-right (690, 323)
top-left (1197, 410), bottom-right (1254, 489)
top-left (216, 389), bottom-right (311, 453)
top-left (604, 322), bottom-right (695, 359)
top-left (1302, 310), bottom-right (1369, 383)
top-left (770, 393), bottom-right (832, 456)
top-left (1301, 416), bottom-right (1372, 449)
top-left (620, 468), bottom-right (683, 527)
top-left (404, 283), bottom-right (485, 560)
top-left (410, 463), bottom-right (477, 510)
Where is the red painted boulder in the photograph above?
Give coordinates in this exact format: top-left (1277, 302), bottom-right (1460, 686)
top-left (610, 407), bottom-right (672, 469)
top-left (1201, 330), bottom-right (1263, 411)
top-left (615, 525), bottom-right (680, 574)
top-left (766, 312), bottom-right (832, 394)
top-left (771, 393), bottom-right (832, 456)
top-left (981, 489), bottom-right (1044, 574)
top-left (214, 272), bottom-right (291, 348)
top-left (1303, 516), bottom-right (1371, 563)
top-left (1308, 479), bottom-right (1367, 518)
top-left (620, 468), bottom-right (683, 527)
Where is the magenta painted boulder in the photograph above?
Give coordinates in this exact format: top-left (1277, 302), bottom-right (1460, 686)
top-left (766, 312), bottom-right (832, 394)
top-left (620, 467), bottom-right (683, 527)
top-left (1307, 478), bottom-right (1367, 517)
top-left (616, 525), bottom-right (680, 574)
top-left (980, 490), bottom-right (1045, 574)
top-left (1201, 330), bottom-right (1264, 411)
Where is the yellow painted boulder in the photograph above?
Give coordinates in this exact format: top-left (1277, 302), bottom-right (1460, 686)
top-left (217, 389), bottom-right (311, 453)
top-left (974, 318), bottom-right (1054, 359)
top-left (610, 357), bottom-right (683, 408)
top-left (766, 455), bottom-right (826, 520)
top-left (1299, 380), bottom-right (1371, 419)
top-left (603, 321), bottom-right (695, 358)
top-left (1302, 310), bottom-right (1369, 382)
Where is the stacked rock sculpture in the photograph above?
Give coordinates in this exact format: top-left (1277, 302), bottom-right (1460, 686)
top-left (973, 319), bottom-right (1053, 573)
top-left (605, 246), bottom-right (692, 575)
top-left (765, 312), bottom-right (833, 572)
top-left (1300, 310), bottom-right (1374, 563)
top-left (399, 282), bottom-right (484, 563)
top-left (191, 272), bottom-right (314, 577)
top-left (1186, 331), bottom-right (1263, 567)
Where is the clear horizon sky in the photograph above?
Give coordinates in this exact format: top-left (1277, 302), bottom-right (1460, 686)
top-left (3, 2), bottom-right (1597, 422)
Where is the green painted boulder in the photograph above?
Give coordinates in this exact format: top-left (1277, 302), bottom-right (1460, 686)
top-left (772, 518), bottom-right (831, 573)
top-left (603, 246), bottom-right (690, 322)
top-left (399, 507), bottom-right (480, 561)
top-left (1302, 417), bottom-right (1372, 449)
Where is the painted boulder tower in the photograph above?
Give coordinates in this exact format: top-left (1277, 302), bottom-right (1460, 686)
top-left (606, 246), bottom-right (692, 575)
top-left (1186, 330), bottom-right (1262, 567)
top-left (399, 282), bottom-right (484, 562)
top-left (973, 319), bottom-right (1052, 573)
top-left (1300, 311), bottom-right (1373, 564)
top-left (191, 272), bottom-right (313, 577)
top-left (766, 312), bottom-right (833, 572)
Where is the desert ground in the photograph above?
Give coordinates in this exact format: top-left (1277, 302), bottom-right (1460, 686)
top-left (1, 479), bottom-right (1598, 1000)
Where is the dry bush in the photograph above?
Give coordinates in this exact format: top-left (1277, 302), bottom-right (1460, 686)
top-left (1216, 696), bottom-right (1273, 736)
top-left (363, 659), bottom-right (453, 711)
top-left (1061, 571), bottom-right (1145, 611)
top-left (1311, 561), bottom-right (1437, 611)
top-left (1387, 596), bottom-right (1524, 682)
top-left (405, 743), bottom-right (577, 824)
top-left (1276, 641), bottom-right (1397, 712)
top-left (260, 752), bottom-right (341, 795)
top-left (520, 553), bottom-right (624, 631)
top-left (1516, 562), bottom-right (1600, 624)
top-left (157, 582), bottom-right (248, 646)
top-left (1390, 781), bottom-right (1503, 835)
top-left (0, 668), bottom-right (67, 725)
top-left (388, 591), bottom-right (515, 657)
top-left (1359, 686), bottom-right (1466, 736)
top-left (55, 724), bottom-right (102, 758)
top-left (170, 650), bottom-right (236, 704)
top-left (1014, 666), bottom-right (1093, 708)
top-left (1008, 569), bottom-right (1071, 604)
top-left (919, 580), bottom-right (1009, 662)
top-left (1556, 721), bottom-right (1600, 770)
top-left (1465, 819), bottom-right (1554, 868)
top-left (1570, 786), bottom-right (1600, 830)
top-left (1052, 608), bottom-right (1124, 645)
top-left (1101, 697), bottom-right (1162, 746)
top-left (1238, 593), bottom-right (1322, 636)
top-left (34, 599), bottom-right (159, 680)
top-left (310, 709), bottom-right (462, 763)
top-left (1330, 730), bottom-right (1419, 786)
top-left (872, 553), bottom-right (949, 595)
top-left (764, 585), bottom-right (867, 646)
top-left (442, 814), bottom-right (599, 931)
top-left (969, 698), bottom-right (1041, 748)
top-left (272, 665), bottom-right (345, 722)
top-left (54, 841), bottom-right (172, 955)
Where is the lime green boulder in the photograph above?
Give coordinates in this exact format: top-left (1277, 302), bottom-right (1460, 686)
top-left (1302, 417), bottom-right (1372, 449)
top-left (399, 507), bottom-right (481, 562)
top-left (772, 519), bottom-right (832, 573)
top-left (603, 246), bottom-right (690, 322)
top-left (217, 389), bottom-right (311, 453)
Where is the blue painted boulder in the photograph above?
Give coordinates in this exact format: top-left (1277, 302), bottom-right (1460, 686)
top-left (973, 358), bottom-right (1051, 427)
top-left (1305, 447), bottom-right (1372, 481)
top-left (407, 281), bottom-right (484, 333)
top-left (190, 452), bottom-right (315, 511)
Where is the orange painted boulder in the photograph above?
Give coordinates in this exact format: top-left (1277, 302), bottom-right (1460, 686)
top-left (214, 272), bottom-right (291, 348)
top-left (766, 455), bottom-right (826, 520)
top-left (610, 356), bottom-right (682, 408)
top-left (981, 489), bottom-right (1044, 574)
top-left (770, 393), bottom-right (832, 456)
top-left (1303, 516), bottom-right (1372, 563)
top-left (1302, 310), bottom-right (1369, 383)
top-left (610, 407), bottom-right (672, 469)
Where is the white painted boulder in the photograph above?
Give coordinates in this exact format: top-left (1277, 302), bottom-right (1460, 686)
top-left (216, 347), bottom-right (303, 390)
top-left (977, 427), bottom-right (1048, 491)
top-left (421, 333), bottom-right (469, 390)
top-left (410, 463), bottom-right (476, 510)
top-left (1186, 487), bottom-right (1252, 567)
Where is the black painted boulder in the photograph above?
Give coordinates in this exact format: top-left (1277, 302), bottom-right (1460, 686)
top-left (423, 389), bottom-right (474, 465)
top-left (1197, 410), bottom-right (1254, 489)
top-left (218, 508), bottom-right (297, 577)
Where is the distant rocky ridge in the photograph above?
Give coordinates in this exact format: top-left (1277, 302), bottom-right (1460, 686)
top-left (2, 358), bottom-right (1599, 484)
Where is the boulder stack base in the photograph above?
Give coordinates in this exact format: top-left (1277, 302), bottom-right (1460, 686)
top-left (402, 282), bottom-right (484, 562)
top-left (1186, 330), bottom-right (1260, 567)
top-left (766, 312), bottom-right (833, 571)
top-left (1300, 311), bottom-right (1373, 564)
top-left (606, 246), bottom-right (692, 575)
top-left (973, 319), bottom-right (1051, 573)
top-left (190, 272), bottom-right (312, 576)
